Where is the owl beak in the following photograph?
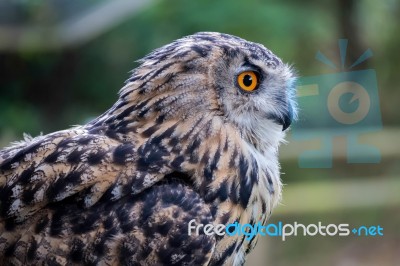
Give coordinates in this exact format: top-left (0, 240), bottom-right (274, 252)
top-left (280, 113), bottom-right (292, 131)
top-left (274, 105), bottom-right (293, 131)
top-left (268, 113), bottom-right (292, 131)
top-left (267, 104), bottom-right (294, 131)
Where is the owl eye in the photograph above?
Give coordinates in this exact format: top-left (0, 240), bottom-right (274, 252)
top-left (237, 71), bottom-right (259, 92)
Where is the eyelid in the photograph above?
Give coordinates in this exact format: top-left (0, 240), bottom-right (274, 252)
top-left (237, 64), bottom-right (263, 81)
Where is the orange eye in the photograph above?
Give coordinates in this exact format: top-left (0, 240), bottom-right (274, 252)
top-left (237, 71), bottom-right (259, 92)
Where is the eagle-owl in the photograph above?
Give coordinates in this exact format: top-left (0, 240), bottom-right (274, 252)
top-left (0, 32), bottom-right (296, 265)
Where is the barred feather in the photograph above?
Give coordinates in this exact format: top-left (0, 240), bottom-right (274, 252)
top-left (0, 32), bottom-right (296, 266)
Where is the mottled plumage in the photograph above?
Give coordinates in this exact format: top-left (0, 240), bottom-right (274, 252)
top-left (0, 32), bottom-right (296, 265)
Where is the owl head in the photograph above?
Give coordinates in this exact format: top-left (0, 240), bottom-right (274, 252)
top-left (105, 32), bottom-right (296, 156)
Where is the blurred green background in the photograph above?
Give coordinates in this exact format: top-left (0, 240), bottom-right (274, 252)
top-left (0, 0), bottom-right (399, 265)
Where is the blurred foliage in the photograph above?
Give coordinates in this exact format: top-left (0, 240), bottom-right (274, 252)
top-left (0, 0), bottom-right (399, 137)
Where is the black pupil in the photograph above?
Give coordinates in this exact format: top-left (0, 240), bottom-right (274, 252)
top-left (243, 74), bottom-right (253, 87)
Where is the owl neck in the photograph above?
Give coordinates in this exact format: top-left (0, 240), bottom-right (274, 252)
top-left (87, 98), bottom-right (281, 221)
top-left (87, 103), bottom-right (282, 264)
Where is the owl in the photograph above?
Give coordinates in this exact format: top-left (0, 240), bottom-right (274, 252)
top-left (0, 32), bottom-right (296, 265)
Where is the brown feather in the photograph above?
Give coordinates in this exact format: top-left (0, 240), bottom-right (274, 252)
top-left (0, 32), bottom-right (296, 265)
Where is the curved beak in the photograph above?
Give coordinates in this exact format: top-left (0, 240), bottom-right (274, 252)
top-left (270, 105), bottom-right (294, 131)
top-left (280, 113), bottom-right (292, 131)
